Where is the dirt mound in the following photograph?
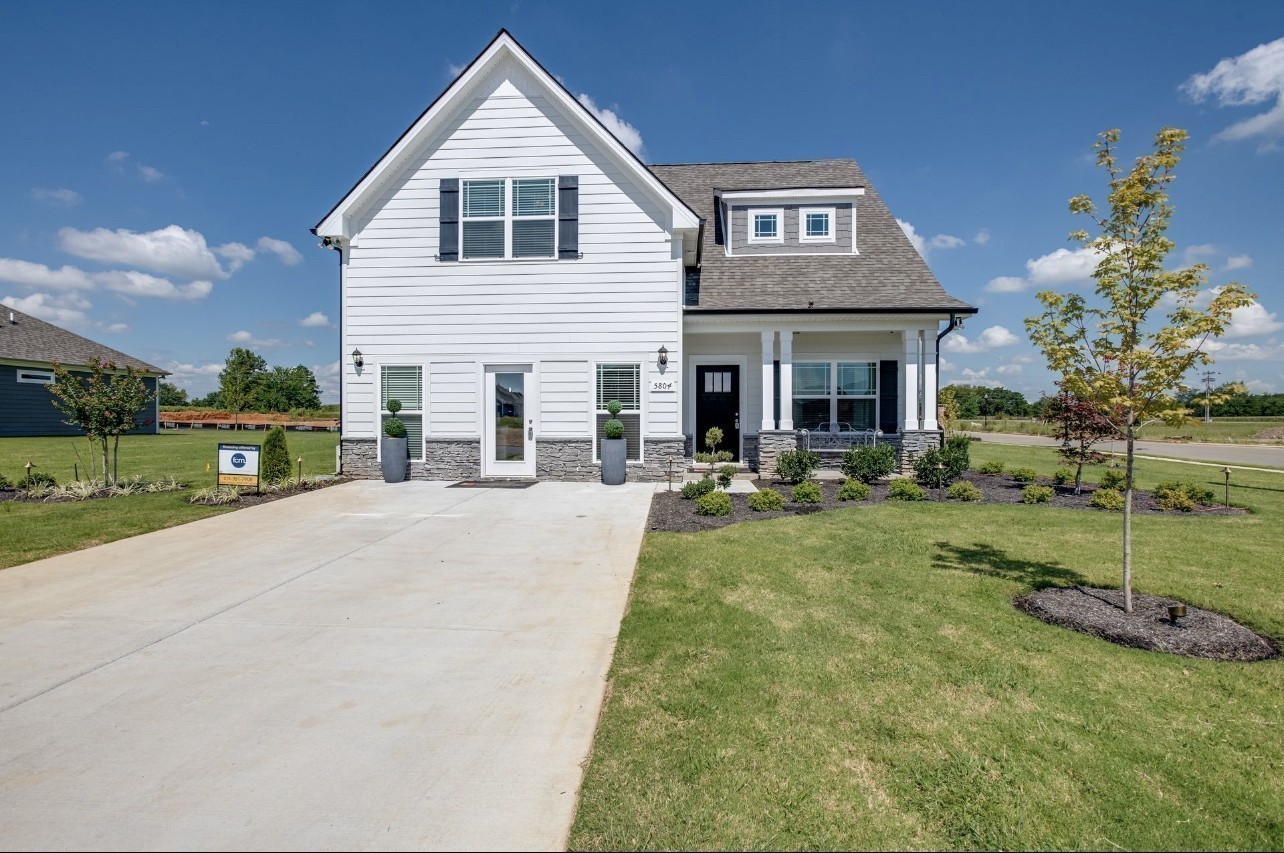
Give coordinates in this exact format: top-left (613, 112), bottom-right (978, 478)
top-left (1252, 426), bottom-right (1284, 440)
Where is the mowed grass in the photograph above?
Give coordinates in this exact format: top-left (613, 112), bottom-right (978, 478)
top-left (0, 430), bottom-right (341, 570)
top-left (571, 443), bottom-right (1284, 850)
top-left (965, 417), bottom-right (1284, 444)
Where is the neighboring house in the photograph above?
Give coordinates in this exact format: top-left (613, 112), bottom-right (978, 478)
top-left (0, 305), bottom-right (164, 437)
top-left (315, 30), bottom-right (975, 481)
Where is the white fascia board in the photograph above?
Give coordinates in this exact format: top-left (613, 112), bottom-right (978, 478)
top-left (315, 32), bottom-right (699, 238)
top-left (683, 312), bottom-right (952, 334)
top-left (718, 188), bottom-right (865, 206)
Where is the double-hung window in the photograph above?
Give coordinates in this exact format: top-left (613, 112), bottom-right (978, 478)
top-left (800, 207), bottom-right (835, 242)
top-left (792, 361), bottom-right (877, 431)
top-left (595, 363), bottom-right (641, 462)
top-left (381, 365), bottom-right (423, 460)
top-left (748, 208), bottom-right (783, 244)
top-left (461, 178), bottom-right (557, 260)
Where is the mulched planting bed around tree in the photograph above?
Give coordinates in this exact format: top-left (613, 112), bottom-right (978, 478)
top-left (647, 471), bottom-right (1244, 533)
top-left (1016, 586), bottom-right (1279, 661)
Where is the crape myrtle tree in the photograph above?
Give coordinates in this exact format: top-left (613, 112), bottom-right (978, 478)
top-left (48, 358), bottom-right (155, 485)
top-left (1026, 127), bottom-right (1252, 613)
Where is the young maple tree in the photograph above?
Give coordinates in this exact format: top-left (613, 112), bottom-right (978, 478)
top-left (1047, 392), bottom-right (1118, 495)
top-left (1026, 127), bottom-right (1253, 613)
top-left (49, 358), bottom-right (155, 485)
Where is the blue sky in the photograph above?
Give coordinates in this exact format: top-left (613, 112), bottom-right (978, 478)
top-left (2, 2), bottom-right (1283, 401)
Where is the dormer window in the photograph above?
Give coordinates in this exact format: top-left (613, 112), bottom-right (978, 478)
top-left (749, 209), bottom-right (783, 244)
top-left (801, 207), bottom-right (835, 242)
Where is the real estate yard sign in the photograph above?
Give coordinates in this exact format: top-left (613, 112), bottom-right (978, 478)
top-left (217, 443), bottom-right (260, 487)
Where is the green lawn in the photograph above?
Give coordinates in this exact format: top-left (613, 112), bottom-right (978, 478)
top-left (963, 417), bottom-right (1284, 444)
top-left (571, 443), bottom-right (1284, 850)
top-left (0, 429), bottom-right (341, 569)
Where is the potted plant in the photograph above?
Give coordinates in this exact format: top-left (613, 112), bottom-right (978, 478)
top-left (381, 399), bottom-right (408, 483)
top-left (601, 399), bottom-right (627, 485)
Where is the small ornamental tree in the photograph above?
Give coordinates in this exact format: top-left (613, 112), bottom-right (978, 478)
top-left (1047, 392), bottom-right (1118, 495)
top-left (1026, 127), bottom-right (1253, 613)
top-left (48, 358), bottom-right (154, 485)
top-left (261, 425), bottom-right (292, 483)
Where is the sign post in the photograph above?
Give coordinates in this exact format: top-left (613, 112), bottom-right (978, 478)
top-left (217, 443), bottom-right (261, 492)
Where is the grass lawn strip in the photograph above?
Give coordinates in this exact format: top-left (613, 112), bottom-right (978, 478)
top-left (571, 443), bottom-right (1284, 851)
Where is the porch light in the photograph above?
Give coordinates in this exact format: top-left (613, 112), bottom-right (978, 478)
top-left (658, 345), bottom-right (668, 366)
top-left (351, 348), bottom-right (363, 368)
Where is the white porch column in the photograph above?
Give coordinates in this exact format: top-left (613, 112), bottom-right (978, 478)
top-left (778, 331), bottom-right (794, 430)
top-left (761, 330), bottom-right (776, 431)
top-left (922, 329), bottom-right (939, 430)
top-left (902, 329), bottom-right (921, 431)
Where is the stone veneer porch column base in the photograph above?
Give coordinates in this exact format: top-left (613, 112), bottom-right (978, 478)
top-left (756, 430), bottom-right (801, 477)
top-left (340, 437), bottom-right (380, 479)
top-left (639, 436), bottom-right (687, 482)
top-left (897, 429), bottom-right (943, 472)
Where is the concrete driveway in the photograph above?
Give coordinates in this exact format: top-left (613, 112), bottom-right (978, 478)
top-left (0, 480), bottom-right (656, 851)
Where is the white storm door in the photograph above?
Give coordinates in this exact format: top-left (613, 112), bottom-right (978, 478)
top-left (483, 365), bottom-right (536, 477)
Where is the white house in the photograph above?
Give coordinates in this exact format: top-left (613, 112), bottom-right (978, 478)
top-left (314, 30), bottom-right (975, 482)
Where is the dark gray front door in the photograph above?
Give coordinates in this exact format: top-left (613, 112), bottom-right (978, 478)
top-left (695, 365), bottom-right (740, 460)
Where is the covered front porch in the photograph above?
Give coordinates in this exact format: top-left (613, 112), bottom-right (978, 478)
top-left (681, 313), bottom-right (948, 473)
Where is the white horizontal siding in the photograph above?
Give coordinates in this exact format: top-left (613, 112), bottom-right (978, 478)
top-left (539, 361), bottom-right (589, 435)
top-left (428, 362), bottom-right (477, 435)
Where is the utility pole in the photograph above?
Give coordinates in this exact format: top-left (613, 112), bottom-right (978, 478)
top-left (1201, 370), bottom-right (1218, 423)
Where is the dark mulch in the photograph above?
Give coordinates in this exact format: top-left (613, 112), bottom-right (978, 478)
top-left (646, 471), bottom-right (1244, 534)
top-left (0, 478), bottom-right (348, 507)
top-left (1015, 586), bottom-right (1278, 662)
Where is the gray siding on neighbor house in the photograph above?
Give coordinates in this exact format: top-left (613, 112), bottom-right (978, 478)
top-left (729, 204), bottom-right (853, 255)
top-left (0, 364), bottom-right (158, 437)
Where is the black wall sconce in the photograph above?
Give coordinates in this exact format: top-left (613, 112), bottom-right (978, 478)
top-left (658, 345), bottom-right (668, 367)
top-left (351, 348), bottom-right (363, 368)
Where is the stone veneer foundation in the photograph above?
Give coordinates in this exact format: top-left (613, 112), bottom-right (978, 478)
top-left (747, 429), bottom-right (943, 476)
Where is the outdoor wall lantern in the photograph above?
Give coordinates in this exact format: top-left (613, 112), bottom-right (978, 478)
top-left (658, 345), bottom-right (668, 367)
top-left (351, 348), bottom-right (364, 368)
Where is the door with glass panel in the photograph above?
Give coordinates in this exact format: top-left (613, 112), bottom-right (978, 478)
top-left (483, 366), bottom-right (535, 477)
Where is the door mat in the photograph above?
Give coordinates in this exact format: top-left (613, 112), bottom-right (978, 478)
top-left (447, 480), bottom-right (538, 489)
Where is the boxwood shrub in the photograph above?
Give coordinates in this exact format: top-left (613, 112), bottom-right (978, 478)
top-left (791, 480), bottom-right (823, 504)
top-left (977, 460), bottom-right (1005, 476)
top-left (1099, 469), bottom-right (1126, 489)
top-left (695, 490), bottom-right (733, 516)
top-left (1010, 467), bottom-right (1038, 483)
top-left (776, 449), bottom-right (820, 484)
top-left (888, 479), bottom-right (926, 501)
top-left (680, 477), bottom-right (716, 500)
top-left (947, 481), bottom-right (984, 502)
top-left (1021, 484), bottom-right (1055, 504)
top-left (837, 479), bottom-right (871, 501)
top-left (748, 488), bottom-right (786, 512)
top-left (1052, 467), bottom-right (1074, 486)
top-left (1089, 487), bottom-right (1125, 511)
top-left (840, 444), bottom-right (897, 483)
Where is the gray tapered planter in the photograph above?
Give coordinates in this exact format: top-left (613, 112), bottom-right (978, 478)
top-left (601, 437), bottom-right (627, 485)
top-left (380, 437), bottom-right (408, 483)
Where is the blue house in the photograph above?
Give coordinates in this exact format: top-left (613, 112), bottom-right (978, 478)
top-left (0, 305), bottom-right (164, 437)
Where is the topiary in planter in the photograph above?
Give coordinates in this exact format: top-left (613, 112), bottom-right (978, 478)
top-left (1022, 484), bottom-right (1055, 504)
top-left (748, 488), bottom-right (786, 511)
top-left (840, 444), bottom-right (897, 483)
top-left (838, 479), bottom-right (871, 501)
top-left (1090, 487), bottom-right (1125, 511)
top-left (380, 399), bottom-right (409, 483)
top-left (948, 481), bottom-right (984, 502)
top-left (791, 480), bottom-right (822, 504)
top-left (888, 479), bottom-right (926, 501)
top-left (601, 400), bottom-right (627, 485)
top-left (382, 418), bottom-right (407, 438)
top-left (695, 490), bottom-right (733, 516)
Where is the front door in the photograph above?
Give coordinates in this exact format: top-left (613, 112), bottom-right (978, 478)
top-left (483, 366), bottom-right (535, 477)
top-left (695, 365), bottom-right (740, 460)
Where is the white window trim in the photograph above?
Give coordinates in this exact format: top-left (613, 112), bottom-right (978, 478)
top-left (16, 368), bottom-right (54, 384)
top-left (460, 177), bottom-right (558, 262)
top-left (799, 207), bottom-right (836, 243)
top-left (591, 360), bottom-right (645, 464)
top-left (747, 208), bottom-right (784, 244)
top-left (791, 360), bottom-right (879, 430)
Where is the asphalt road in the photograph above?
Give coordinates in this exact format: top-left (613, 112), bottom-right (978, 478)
top-left (964, 431), bottom-right (1284, 471)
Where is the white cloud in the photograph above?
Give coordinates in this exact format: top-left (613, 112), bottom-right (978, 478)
top-left (942, 325), bottom-right (1021, 354)
top-left (1226, 254), bottom-right (1253, 270)
top-left (162, 360), bottom-right (224, 396)
top-left (256, 236), bottom-right (302, 266)
top-left (929, 233), bottom-right (966, 251)
top-left (974, 228), bottom-right (991, 245)
top-left (96, 270), bottom-right (212, 301)
top-left (216, 242), bottom-right (256, 273)
top-left (104, 322), bottom-right (129, 333)
top-left (447, 61), bottom-right (466, 77)
top-left (996, 363), bottom-right (1023, 376)
top-left (1182, 243), bottom-right (1220, 267)
top-left (1201, 340), bottom-right (1284, 361)
top-left (227, 330), bottom-right (288, 348)
top-left (1244, 378), bottom-right (1276, 393)
top-left (0, 258), bottom-right (97, 290)
top-left (959, 367), bottom-right (1001, 387)
top-left (1224, 301), bottom-right (1283, 338)
top-left (299, 311), bottom-right (333, 328)
top-left (577, 94), bottom-right (644, 157)
top-left (896, 219), bottom-right (926, 256)
top-left (1183, 37), bottom-right (1284, 151)
top-left (939, 356), bottom-right (956, 373)
top-left (30, 188), bottom-right (82, 206)
top-left (137, 165), bottom-right (165, 183)
top-left (106, 150), bottom-right (130, 172)
top-left (59, 225), bottom-right (232, 280)
top-left (984, 275), bottom-right (1028, 294)
top-left (1025, 247), bottom-right (1100, 286)
top-left (312, 360), bottom-right (341, 402)
top-left (1, 291), bottom-right (94, 329)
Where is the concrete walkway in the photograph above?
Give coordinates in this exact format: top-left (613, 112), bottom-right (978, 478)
top-left (0, 480), bottom-right (656, 851)
top-left (964, 431), bottom-right (1284, 470)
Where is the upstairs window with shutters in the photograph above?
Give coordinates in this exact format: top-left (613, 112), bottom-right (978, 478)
top-left (459, 177), bottom-right (557, 260)
top-left (381, 365), bottom-right (423, 460)
top-left (595, 363), bottom-right (642, 462)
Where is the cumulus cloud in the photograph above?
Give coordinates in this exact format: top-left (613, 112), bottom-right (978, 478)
top-left (216, 242), bottom-right (256, 273)
top-left (106, 150), bottom-right (130, 172)
top-left (104, 150), bottom-right (164, 181)
top-left (96, 270), bottom-right (213, 301)
top-left (897, 219), bottom-right (974, 258)
top-left (162, 360), bottom-right (224, 397)
top-left (984, 275), bottom-right (1028, 294)
top-left (299, 311), bottom-right (333, 328)
top-left (929, 233), bottom-right (966, 251)
top-left (0, 258), bottom-right (97, 290)
top-left (1201, 340), bottom-right (1284, 361)
top-left (896, 219), bottom-right (926, 255)
top-left (1223, 300), bottom-right (1283, 338)
top-left (1182, 243), bottom-right (1220, 267)
top-left (974, 228), bottom-right (991, 245)
top-left (1226, 254), bottom-right (1253, 270)
top-left (1026, 247), bottom-right (1100, 286)
top-left (1, 292), bottom-right (94, 329)
top-left (227, 330), bottom-right (289, 348)
top-left (577, 94), bottom-right (644, 157)
top-left (942, 325), bottom-right (1021, 354)
top-left (1183, 37), bottom-right (1284, 152)
top-left (447, 61), bottom-right (467, 77)
top-left (959, 367), bottom-right (1001, 387)
top-left (312, 360), bottom-right (341, 402)
top-left (256, 236), bottom-right (302, 266)
top-left (59, 225), bottom-right (231, 280)
top-left (30, 188), bottom-right (82, 206)
top-left (995, 363), bottom-right (1023, 376)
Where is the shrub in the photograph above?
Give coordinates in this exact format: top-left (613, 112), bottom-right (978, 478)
top-left (977, 460), bottom-right (1005, 475)
top-left (25, 471), bottom-right (57, 488)
top-left (1099, 468), bottom-right (1126, 489)
top-left (913, 447), bottom-right (966, 488)
top-left (382, 418), bottom-right (407, 439)
top-left (0, 472), bottom-right (12, 490)
top-left (1010, 467), bottom-right (1038, 483)
top-left (386, 399), bottom-right (403, 415)
top-left (776, 449), bottom-right (820, 484)
top-left (603, 418), bottom-right (625, 439)
top-left (1022, 485), bottom-right (1055, 504)
top-left (262, 425), bottom-right (292, 484)
top-left (838, 479), bottom-right (871, 501)
top-left (1155, 489), bottom-right (1195, 512)
top-left (717, 465), bottom-right (738, 490)
top-left (704, 426), bottom-right (724, 455)
top-left (1089, 487), bottom-right (1125, 511)
top-left (680, 477), bottom-right (716, 500)
top-left (748, 488), bottom-right (786, 512)
top-left (791, 480), bottom-right (823, 503)
top-left (695, 490), bottom-right (733, 516)
top-left (944, 434), bottom-right (972, 470)
top-left (840, 444), bottom-right (897, 483)
top-left (1154, 480), bottom-right (1215, 507)
top-left (948, 481), bottom-right (984, 502)
top-left (887, 479), bottom-right (926, 501)
top-left (188, 486), bottom-right (242, 506)
top-left (1052, 467), bottom-right (1074, 486)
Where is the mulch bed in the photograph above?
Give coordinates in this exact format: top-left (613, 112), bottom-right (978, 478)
top-left (647, 471), bottom-right (1244, 534)
top-left (1015, 586), bottom-right (1279, 661)
top-left (0, 478), bottom-right (348, 507)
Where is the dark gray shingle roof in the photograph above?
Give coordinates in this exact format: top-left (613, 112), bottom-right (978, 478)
top-left (0, 305), bottom-right (165, 374)
top-left (648, 159), bottom-right (975, 313)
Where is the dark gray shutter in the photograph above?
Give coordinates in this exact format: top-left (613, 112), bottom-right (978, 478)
top-left (879, 360), bottom-right (899, 434)
top-left (439, 178), bottom-right (459, 262)
top-left (558, 175), bottom-right (579, 259)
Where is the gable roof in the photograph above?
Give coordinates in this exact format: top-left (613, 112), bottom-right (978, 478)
top-left (0, 305), bottom-right (166, 374)
top-left (314, 29), bottom-right (700, 239)
top-left (649, 159), bottom-right (976, 314)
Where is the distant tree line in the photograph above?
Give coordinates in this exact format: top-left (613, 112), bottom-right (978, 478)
top-left (943, 384), bottom-right (1033, 419)
top-left (1176, 386), bottom-right (1284, 417)
top-left (162, 347), bottom-right (323, 416)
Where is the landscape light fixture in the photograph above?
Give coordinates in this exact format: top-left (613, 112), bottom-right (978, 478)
top-left (658, 345), bottom-right (668, 367)
top-left (351, 349), bottom-right (363, 368)
top-left (1167, 603), bottom-right (1187, 627)
top-left (1223, 466), bottom-right (1232, 507)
